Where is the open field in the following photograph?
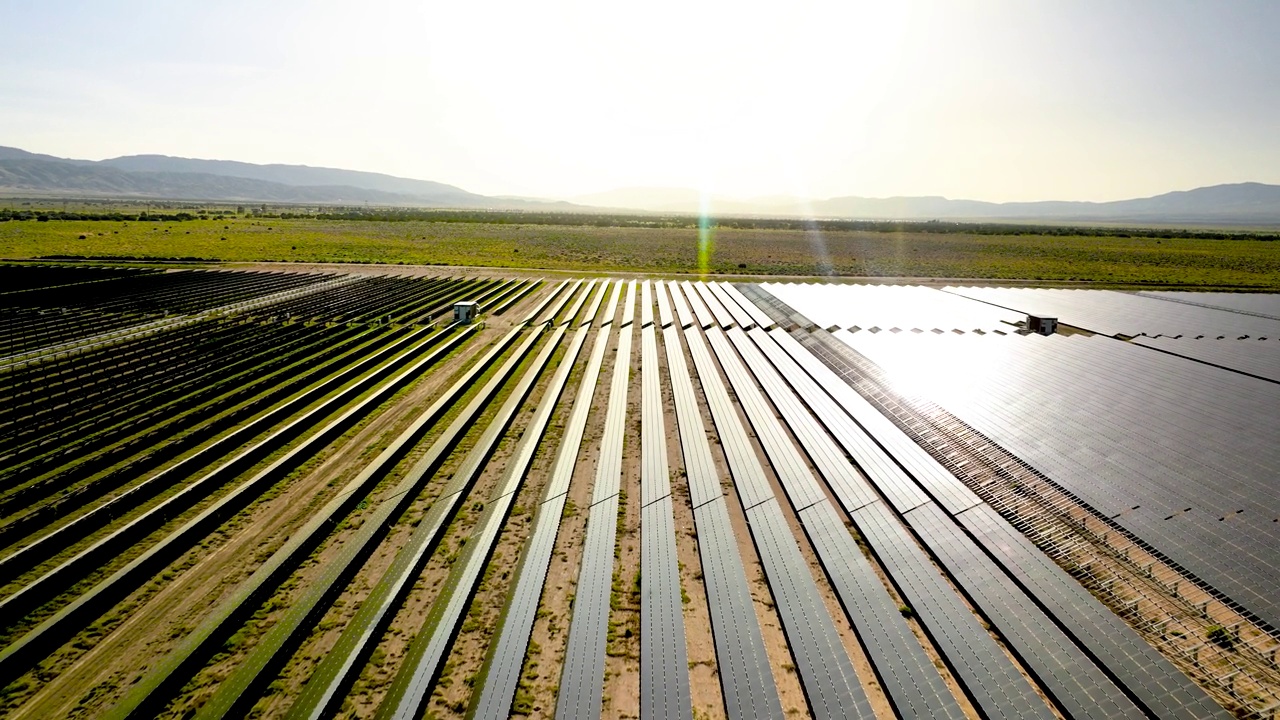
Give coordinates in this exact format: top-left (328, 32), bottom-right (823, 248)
top-left (2, 214), bottom-right (1280, 288)
top-left (3, 265), bottom-right (1279, 720)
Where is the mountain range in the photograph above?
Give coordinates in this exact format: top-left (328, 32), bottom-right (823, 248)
top-left (0, 146), bottom-right (498, 207)
top-left (573, 184), bottom-right (1280, 224)
top-left (4, 146), bottom-right (1280, 224)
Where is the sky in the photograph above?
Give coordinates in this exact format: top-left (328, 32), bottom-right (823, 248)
top-left (2, 0), bottom-right (1279, 203)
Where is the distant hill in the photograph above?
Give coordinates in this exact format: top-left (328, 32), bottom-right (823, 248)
top-left (97, 154), bottom-right (480, 205)
top-left (572, 183), bottom-right (1280, 224)
top-left (4, 145), bottom-right (1280, 223)
top-left (809, 183), bottom-right (1280, 224)
top-left (0, 146), bottom-right (505, 207)
top-left (0, 158), bottom-right (440, 204)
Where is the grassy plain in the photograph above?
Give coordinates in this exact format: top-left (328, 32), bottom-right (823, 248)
top-left (2, 216), bottom-right (1279, 288)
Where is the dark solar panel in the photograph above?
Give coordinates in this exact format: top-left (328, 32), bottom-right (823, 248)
top-left (905, 503), bottom-right (1145, 720)
top-left (662, 325), bottom-right (783, 719)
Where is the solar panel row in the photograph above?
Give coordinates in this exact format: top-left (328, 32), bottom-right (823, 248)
top-left (717, 326), bottom-right (966, 720)
top-left (944, 286), bottom-right (1280, 339)
top-left (763, 282), bottom-right (1023, 335)
top-left (642, 279), bottom-right (655, 329)
top-left (659, 301), bottom-right (782, 719)
top-left (804, 329), bottom-right (1231, 720)
top-left (707, 295), bottom-right (1049, 720)
top-left (738, 283), bottom-right (1231, 719)
top-left (471, 284), bottom-right (618, 719)
top-left (555, 493), bottom-right (619, 720)
top-left (840, 329), bottom-right (1280, 629)
top-left (621, 278), bottom-right (638, 329)
top-left (600, 278), bottom-right (624, 327)
top-left (1138, 291), bottom-right (1280, 321)
top-left (656, 279), bottom-right (675, 328)
top-left (576, 280), bottom-right (609, 329)
top-left (556, 281), bottom-right (637, 720)
top-left (676, 285), bottom-right (870, 719)
top-left (1134, 335), bottom-right (1280, 383)
top-left (640, 319), bottom-right (692, 719)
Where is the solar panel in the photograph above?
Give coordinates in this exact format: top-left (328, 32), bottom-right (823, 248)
top-left (557, 317), bottom-right (634, 719)
top-left (680, 281), bottom-right (717, 329)
top-left (905, 503), bottom-right (1145, 720)
top-left (943, 286), bottom-right (1280, 339)
top-left (656, 279), bottom-right (675, 328)
top-left (662, 325), bottom-right (782, 718)
top-left (684, 326), bottom-right (876, 718)
top-left (840, 327), bottom-right (1280, 629)
top-left (472, 314), bottom-right (616, 718)
top-left (640, 325), bottom-right (692, 718)
top-left (958, 504), bottom-right (1230, 720)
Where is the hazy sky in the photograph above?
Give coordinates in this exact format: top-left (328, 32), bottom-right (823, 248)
top-left (3, 0), bottom-right (1278, 202)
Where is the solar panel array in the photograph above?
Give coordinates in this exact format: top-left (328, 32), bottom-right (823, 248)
top-left (763, 282), bottom-right (1024, 334)
top-left (639, 288), bottom-right (692, 719)
top-left (12, 271), bottom-right (1267, 720)
top-left (557, 281), bottom-right (637, 720)
top-left (714, 326), bottom-right (967, 720)
top-left (1139, 291), bottom-right (1280, 320)
top-left (945, 286), bottom-right (1280, 339)
top-left (660, 310), bottom-right (783, 719)
top-left (1133, 335), bottom-right (1280, 383)
top-left (755, 333), bottom-right (1161, 719)
top-left (838, 327), bottom-right (1280, 632)
top-left (471, 283), bottom-right (617, 720)
top-left (681, 311), bottom-right (871, 719)
top-left (741, 282), bottom-right (1251, 719)
top-left (713, 283), bottom-right (1230, 719)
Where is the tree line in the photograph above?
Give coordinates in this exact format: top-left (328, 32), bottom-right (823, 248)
top-left (0, 210), bottom-right (223, 222)
top-left (3, 206), bottom-right (1275, 242)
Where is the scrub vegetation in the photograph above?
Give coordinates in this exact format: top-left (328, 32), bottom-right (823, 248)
top-left (2, 204), bottom-right (1278, 288)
